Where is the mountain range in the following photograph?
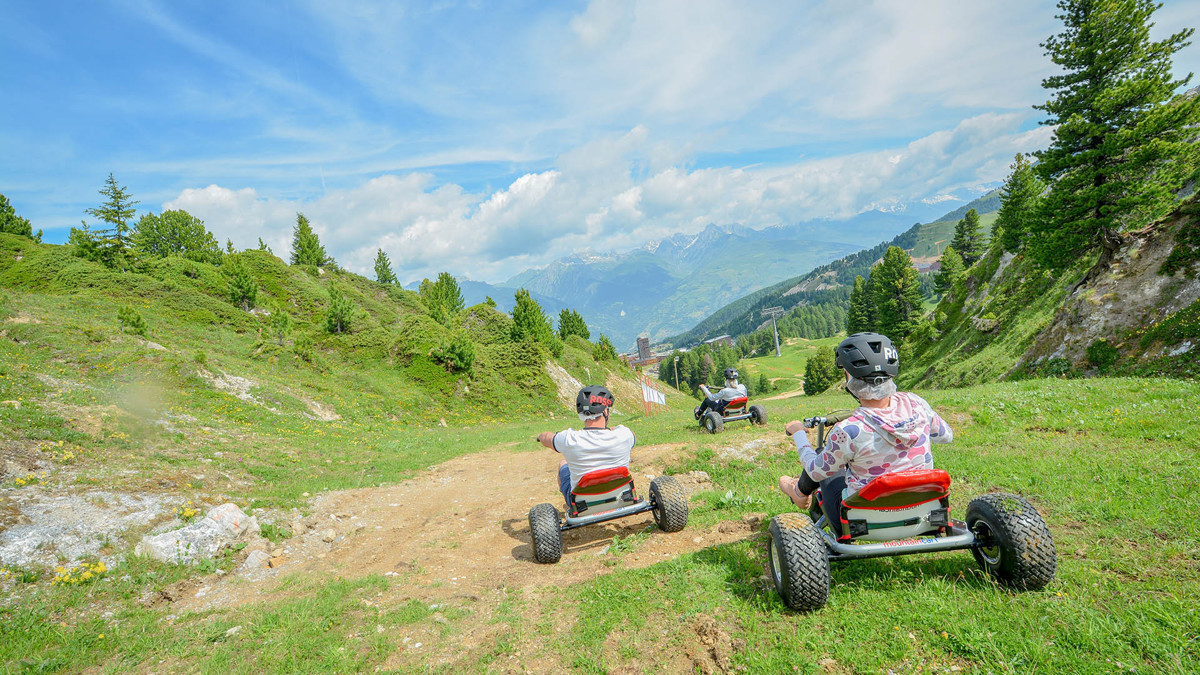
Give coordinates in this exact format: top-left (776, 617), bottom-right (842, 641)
top-left (665, 190), bottom-right (1003, 347)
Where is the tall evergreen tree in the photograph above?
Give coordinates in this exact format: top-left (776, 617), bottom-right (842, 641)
top-left (846, 275), bottom-right (874, 334)
top-left (85, 173), bottom-right (139, 251)
top-left (949, 208), bottom-right (985, 267)
top-left (511, 288), bottom-right (552, 342)
top-left (373, 248), bottom-right (397, 284)
top-left (290, 214), bottom-right (330, 267)
top-left (994, 154), bottom-right (1045, 253)
top-left (1031, 0), bottom-right (1200, 271)
top-left (557, 308), bottom-right (590, 341)
top-left (870, 246), bottom-right (924, 340)
top-left (934, 246), bottom-right (966, 297)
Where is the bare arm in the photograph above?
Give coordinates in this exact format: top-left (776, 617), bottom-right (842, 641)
top-left (536, 431), bottom-right (557, 449)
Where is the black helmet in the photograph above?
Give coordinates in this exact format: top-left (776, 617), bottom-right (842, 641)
top-left (576, 385), bottom-right (614, 416)
top-left (835, 332), bottom-right (899, 381)
top-left (724, 367), bottom-right (738, 381)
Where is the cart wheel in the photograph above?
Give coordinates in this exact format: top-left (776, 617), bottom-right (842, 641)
top-left (528, 503), bottom-right (563, 564)
top-left (768, 513), bottom-right (830, 611)
top-left (749, 405), bottom-right (767, 425)
top-left (650, 476), bottom-right (689, 532)
top-left (965, 493), bottom-right (1056, 590)
top-left (702, 410), bottom-right (724, 434)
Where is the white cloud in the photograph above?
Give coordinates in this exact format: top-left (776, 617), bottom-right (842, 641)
top-left (164, 113), bottom-right (1050, 284)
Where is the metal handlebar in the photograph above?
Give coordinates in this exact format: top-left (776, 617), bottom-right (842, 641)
top-left (802, 409), bottom-right (853, 429)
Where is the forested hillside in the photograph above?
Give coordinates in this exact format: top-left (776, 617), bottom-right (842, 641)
top-left (667, 190), bottom-right (1000, 349)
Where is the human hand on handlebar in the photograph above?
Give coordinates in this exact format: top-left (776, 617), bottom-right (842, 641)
top-left (535, 431), bottom-right (555, 448)
top-left (784, 420), bottom-right (806, 437)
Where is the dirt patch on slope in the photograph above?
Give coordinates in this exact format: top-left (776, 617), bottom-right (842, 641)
top-left (176, 441), bottom-right (754, 615)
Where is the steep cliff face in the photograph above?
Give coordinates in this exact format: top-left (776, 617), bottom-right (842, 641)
top-left (905, 200), bottom-right (1200, 387)
top-left (1019, 210), bottom-right (1200, 374)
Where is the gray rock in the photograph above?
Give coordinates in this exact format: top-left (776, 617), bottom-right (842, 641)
top-left (135, 503), bottom-right (260, 565)
top-left (240, 549), bottom-right (271, 572)
top-left (320, 528), bottom-right (337, 543)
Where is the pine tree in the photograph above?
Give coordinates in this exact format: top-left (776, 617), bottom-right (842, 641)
top-left (85, 173), bottom-right (138, 252)
top-left (557, 308), bottom-right (590, 340)
top-left (995, 154), bottom-right (1045, 253)
top-left (133, 210), bottom-right (222, 264)
top-left (0, 194), bottom-right (35, 238)
top-left (325, 285), bottom-right (354, 333)
top-left (592, 334), bottom-right (618, 362)
top-left (758, 372), bottom-right (771, 394)
top-left (419, 272), bottom-right (464, 324)
top-left (224, 255), bottom-right (258, 311)
top-left (511, 288), bottom-right (553, 343)
top-left (803, 346), bottom-right (839, 395)
top-left (846, 275), bottom-right (874, 334)
top-left (373, 248), bottom-right (397, 284)
top-left (949, 209), bottom-right (985, 267)
top-left (1030, 0), bottom-right (1200, 271)
top-left (290, 214), bottom-right (330, 267)
top-left (870, 246), bottom-right (924, 340)
top-left (934, 246), bottom-right (966, 297)
top-left (116, 305), bottom-right (147, 337)
top-left (269, 304), bottom-right (292, 346)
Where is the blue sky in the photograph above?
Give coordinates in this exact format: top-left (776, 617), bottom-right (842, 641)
top-left (3, 0), bottom-right (1200, 283)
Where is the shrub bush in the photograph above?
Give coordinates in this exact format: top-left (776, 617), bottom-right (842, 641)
top-left (117, 305), bottom-right (147, 336)
top-left (1086, 339), bottom-right (1120, 371)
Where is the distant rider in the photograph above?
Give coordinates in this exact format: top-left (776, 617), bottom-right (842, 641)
top-left (537, 385), bottom-right (635, 508)
top-left (777, 332), bottom-right (954, 539)
top-left (694, 367), bottom-right (748, 420)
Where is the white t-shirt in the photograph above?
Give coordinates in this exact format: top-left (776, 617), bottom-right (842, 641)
top-left (553, 425), bottom-right (635, 490)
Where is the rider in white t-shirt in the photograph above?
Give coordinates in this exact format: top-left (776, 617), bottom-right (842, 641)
top-left (537, 385), bottom-right (635, 507)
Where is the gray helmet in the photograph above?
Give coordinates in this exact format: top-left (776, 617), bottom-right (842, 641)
top-left (724, 367), bottom-right (738, 381)
top-left (835, 332), bottom-right (899, 382)
top-left (576, 385), bottom-right (614, 416)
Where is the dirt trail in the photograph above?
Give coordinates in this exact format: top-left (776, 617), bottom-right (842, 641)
top-left (176, 442), bottom-right (761, 616)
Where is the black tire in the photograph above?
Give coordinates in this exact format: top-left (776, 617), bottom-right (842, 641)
top-left (702, 410), bottom-right (724, 434)
top-left (528, 503), bottom-right (563, 564)
top-left (649, 476), bottom-right (689, 532)
top-left (749, 405), bottom-right (767, 425)
top-left (768, 513), bottom-right (831, 611)
top-left (965, 493), bottom-right (1056, 590)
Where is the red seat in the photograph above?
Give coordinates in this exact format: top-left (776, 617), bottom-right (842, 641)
top-left (573, 467), bottom-right (633, 496)
top-left (857, 469), bottom-right (950, 501)
top-left (724, 396), bottom-right (749, 410)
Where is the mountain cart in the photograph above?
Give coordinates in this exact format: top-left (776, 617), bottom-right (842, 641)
top-left (528, 466), bottom-right (689, 564)
top-left (695, 383), bottom-right (767, 434)
top-left (767, 411), bottom-right (1057, 611)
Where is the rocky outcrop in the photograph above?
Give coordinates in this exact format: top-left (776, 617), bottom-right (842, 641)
top-left (136, 503), bottom-right (260, 565)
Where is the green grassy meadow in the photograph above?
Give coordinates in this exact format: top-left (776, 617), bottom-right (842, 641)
top-left (737, 335), bottom-right (843, 393)
top-left (3, 372), bottom-right (1198, 673)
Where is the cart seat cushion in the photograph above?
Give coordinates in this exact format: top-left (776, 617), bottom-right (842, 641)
top-left (572, 466), bottom-right (634, 496)
top-left (724, 396), bottom-right (749, 410)
top-left (844, 469), bottom-right (950, 509)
